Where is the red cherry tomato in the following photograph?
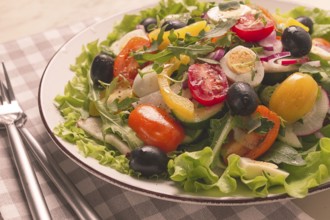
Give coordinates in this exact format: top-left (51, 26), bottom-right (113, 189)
top-left (114, 37), bottom-right (150, 83)
top-left (232, 13), bottom-right (275, 42)
top-left (188, 63), bottom-right (228, 106)
top-left (128, 104), bottom-right (185, 153)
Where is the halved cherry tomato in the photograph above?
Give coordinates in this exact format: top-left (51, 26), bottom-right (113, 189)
top-left (222, 105), bottom-right (280, 160)
top-left (114, 37), bottom-right (150, 84)
top-left (128, 104), bottom-right (185, 153)
top-left (232, 13), bottom-right (275, 42)
top-left (188, 63), bottom-right (228, 106)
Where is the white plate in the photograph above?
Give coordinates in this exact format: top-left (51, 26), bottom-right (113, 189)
top-left (39, 0), bottom-right (330, 205)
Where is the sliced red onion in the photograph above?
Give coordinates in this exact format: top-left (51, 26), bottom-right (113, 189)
top-left (207, 48), bottom-right (226, 61)
top-left (259, 30), bottom-right (276, 45)
top-left (259, 31), bottom-right (283, 55)
top-left (278, 56), bottom-right (309, 66)
top-left (260, 51), bottom-right (291, 62)
top-left (261, 51), bottom-right (300, 73)
top-left (182, 78), bottom-right (189, 89)
top-left (279, 59), bottom-right (298, 66)
top-left (263, 45), bottom-right (274, 51)
top-left (259, 31), bottom-right (276, 51)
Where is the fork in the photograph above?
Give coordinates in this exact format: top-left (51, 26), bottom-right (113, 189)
top-left (1, 62), bottom-right (101, 220)
top-left (0, 63), bottom-right (52, 219)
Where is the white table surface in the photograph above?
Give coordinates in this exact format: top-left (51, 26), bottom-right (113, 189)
top-left (1, 0), bottom-right (330, 219)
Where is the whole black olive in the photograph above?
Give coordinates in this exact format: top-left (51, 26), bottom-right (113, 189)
top-left (161, 20), bottom-right (186, 31)
top-left (281, 26), bottom-right (312, 57)
top-left (140, 17), bottom-right (157, 33)
top-left (296, 16), bottom-right (313, 34)
top-left (128, 146), bottom-right (169, 177)
top-left (226, 82), bottom-right (259, 116)
top-left (90, 53), bottom-right (114, 89)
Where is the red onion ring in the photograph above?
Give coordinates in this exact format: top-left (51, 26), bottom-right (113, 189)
top-left (207, 48), bottom-right (226, 61)
top-left (260, 51), bottom-right (291, 62)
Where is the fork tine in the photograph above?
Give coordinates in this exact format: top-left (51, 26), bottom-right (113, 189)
top-left (2, 62), bottom-right (16, 102)
top-left (0, 77), bottom-right (9, 104)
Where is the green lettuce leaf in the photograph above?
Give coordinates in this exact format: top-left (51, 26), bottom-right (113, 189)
top-left (168, 147), bottom-right (219, 192)
top-left (278, 7), bottom-right (330, 40)
top-left (282, 138), bottom-right (330, 198)
top-left (168, 138), bottom-right (330, 198)
top-left (106, 0), bottom-right (211, 46)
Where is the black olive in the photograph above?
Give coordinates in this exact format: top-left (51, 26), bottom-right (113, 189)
top-left (296, 16), bottom-right (313, 34)
top-left (128, 146), bottom-right (169, 177)
top-left (140, 17), bottom-right (157, 33)
top-left (281, 26), bottom-right (312, 57)
top-left (161, 20), bottom-right (186, 31)
top-left (261, 72), bottom-right (291, 85)
top-left (90, 53), bottom-right (114, 89)
top-left (226, 82), bottom-right (259, 116)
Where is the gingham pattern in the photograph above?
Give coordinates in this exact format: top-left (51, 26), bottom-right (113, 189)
top-left (0, 21), bottom-right (314, 220)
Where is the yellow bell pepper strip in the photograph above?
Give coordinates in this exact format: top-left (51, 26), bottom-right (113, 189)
top-left (88, 90), bottom-right (106, 116)
top-left (273, 16), bottom-right (309, 32)
top-left (157, 55), bottom-right (195, 120)
top-left (149, 21), bottom-right (210, 50)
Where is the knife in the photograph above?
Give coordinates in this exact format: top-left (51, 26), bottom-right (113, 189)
top-left (19, 127), bottom-right (102, 220)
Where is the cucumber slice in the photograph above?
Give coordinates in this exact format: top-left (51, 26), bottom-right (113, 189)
top-left (174, 102), bottom-right (227, 129)
top-left (278, 125), bottom-right (302, 148)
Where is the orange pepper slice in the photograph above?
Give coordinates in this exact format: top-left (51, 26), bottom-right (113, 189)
top-left (223, 105), bottom-right (280, 160)
top-left (244, 105), bottom-right (281, 159)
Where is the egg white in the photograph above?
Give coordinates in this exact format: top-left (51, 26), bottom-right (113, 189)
top-left (206, 4), bottom-right (252, 24)
top-left (110, 29), bottom-right (148, 55)
top-left (239, 157), bottom-right (289, 179)
top-left (220, 45), bottom-right (264, 87)
top-left (132, 65), bottom-right (159, 97)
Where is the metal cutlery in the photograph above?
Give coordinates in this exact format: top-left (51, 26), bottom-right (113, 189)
top-left (0, 62), bottom-right (52, 220)
top-left (1, 62), bottom-right (101, 220)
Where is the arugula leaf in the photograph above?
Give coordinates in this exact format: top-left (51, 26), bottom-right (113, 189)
top-left (209, 114), bottom-right (235, 167)
top-left (299, 57), bottom-right (330, 92)
top-left (167, 44), bottom-right (215, 58)
top-left (320, 124), bottom-right (330, 138)
top-left (253, 117), bottom-right (274, 134)
top-left (260, 141), bottom-right (306, 166)
top-left (203, 19), bottom-right (238, 39)
top-left (136, 49), bottom-right (173, 63)
top-left (89, 78), bottom-right (143, 150)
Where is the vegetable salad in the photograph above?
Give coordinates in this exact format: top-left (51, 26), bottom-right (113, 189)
top-left (54, 0), bottom-right (330, 198)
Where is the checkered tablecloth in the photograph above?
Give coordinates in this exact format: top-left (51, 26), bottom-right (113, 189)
top-left (0, 20), bottom-right (314, 220)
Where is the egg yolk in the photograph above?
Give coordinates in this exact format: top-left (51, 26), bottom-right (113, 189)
top-left (226, 48), bottom-right (256, 74)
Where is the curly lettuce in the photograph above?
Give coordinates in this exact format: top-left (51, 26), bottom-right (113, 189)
top-left (278, 6), bottom-right (330, 40)
top-left (168, 138), bottom-right (330, 198)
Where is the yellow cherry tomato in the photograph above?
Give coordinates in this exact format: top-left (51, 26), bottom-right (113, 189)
top-left (269, 72), bottom-right (318, 124)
